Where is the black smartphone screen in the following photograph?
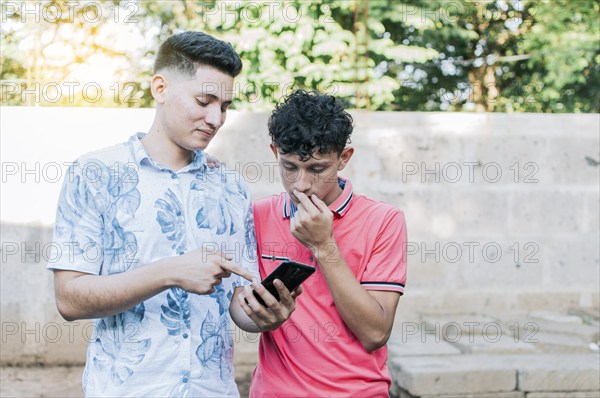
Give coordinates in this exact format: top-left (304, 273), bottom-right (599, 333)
top-left (253, 260), bottom-right (316, 306)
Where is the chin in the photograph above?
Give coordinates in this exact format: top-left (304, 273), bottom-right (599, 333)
top-left (189, 139), bottom-right (210, 151)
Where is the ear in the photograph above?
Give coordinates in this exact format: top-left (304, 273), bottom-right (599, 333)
top-left (150, 74), bottom-right (168, 104)
top-left (338, 147), bottom-right (354, 171)
top-left (270, 143), bottom-right (279, 159)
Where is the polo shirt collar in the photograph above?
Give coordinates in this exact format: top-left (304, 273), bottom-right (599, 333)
top-left (282, 177), bottom-right (354, 219)
top-left (128, 132), bottom-right (208, 173)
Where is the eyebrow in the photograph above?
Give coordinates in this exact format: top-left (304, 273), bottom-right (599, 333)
top-left (281, 158), bottom-right (331, 167)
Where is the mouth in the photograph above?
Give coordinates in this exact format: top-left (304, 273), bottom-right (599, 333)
top-left (289, 191), bottom-right (313, 204)
top-left (195, 128), bottom-right (215, 138)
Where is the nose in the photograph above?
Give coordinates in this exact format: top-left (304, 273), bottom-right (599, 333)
top-left (293, 170), bottom-right (311, 194)
top-left (204, 104), bottom-right (223, 130)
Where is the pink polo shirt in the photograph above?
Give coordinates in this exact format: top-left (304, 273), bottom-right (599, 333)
top-left (250, 178), bottom-right (407, 398)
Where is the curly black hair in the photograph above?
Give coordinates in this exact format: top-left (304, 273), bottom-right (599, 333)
top-left (154, 31), bottom-right (242, 77)
top-left (268, 90), bottom-right (353, 161)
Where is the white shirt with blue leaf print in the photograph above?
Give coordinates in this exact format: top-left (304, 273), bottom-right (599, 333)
top-left (48, 133), bottom-right (258, 397)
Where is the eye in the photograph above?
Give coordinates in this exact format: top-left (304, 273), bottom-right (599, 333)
top-left (310, 168), bottom-right (326, 174)
top-left (196, 99), bottom-right (208, 107)
top-left (282, 163), bottom-right (296, 171)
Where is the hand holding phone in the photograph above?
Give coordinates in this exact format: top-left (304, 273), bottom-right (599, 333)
top-left (253, 260), bottom-right (315, 306)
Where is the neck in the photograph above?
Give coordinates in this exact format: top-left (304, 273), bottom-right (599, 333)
top-left (325, 183), bottom-right (343, 206)
top-left (142, 122), bottom-right (194, 171)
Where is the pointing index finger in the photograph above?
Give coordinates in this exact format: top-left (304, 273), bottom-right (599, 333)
top-left (221, 262), bottom-right (254, 281)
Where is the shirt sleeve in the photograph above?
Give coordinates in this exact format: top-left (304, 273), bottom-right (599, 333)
top-left (360, 209), bottom-right (407, 294)
top-left (47, 160), bottom-right (105, 275)
top-left (238, 183), bottom-right (260, 286)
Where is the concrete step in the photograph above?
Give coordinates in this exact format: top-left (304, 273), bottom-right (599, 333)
top-left (388, 322), bottom-right (462, 357)
top-left (389, 353), bottom-right (600, 397)
top-left (525, 392), bottom-right (600, 398)
top-left (568, 307), bottom-right (600, 323)
top-left (394, 390), bottom-right (600, 398)
top-left (390, 354), bottom-right (516, 397)
top-left (412, 312), bottom-right (596, 354)
top-left (394, 390), bottom-right (525, 398)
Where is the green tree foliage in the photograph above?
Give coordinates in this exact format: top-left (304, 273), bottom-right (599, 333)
top-left (1, 0), bottom-right (598, 112)
top-left (515, 0), bottom-right (600, 112)
top-left (389, 0), bottom-right (599, 112)
top-left (131, 0), bottom-right (435, 110)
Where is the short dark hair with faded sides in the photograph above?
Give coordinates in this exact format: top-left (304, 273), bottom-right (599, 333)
top-left (154, 31), bottom-right (242, 77)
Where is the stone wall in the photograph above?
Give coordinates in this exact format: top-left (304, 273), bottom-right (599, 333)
top-left (1, 107), bottom-right (598, 365)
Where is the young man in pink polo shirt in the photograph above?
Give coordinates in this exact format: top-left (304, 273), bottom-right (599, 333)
top-left (243, 90), bottom-right (407, 397)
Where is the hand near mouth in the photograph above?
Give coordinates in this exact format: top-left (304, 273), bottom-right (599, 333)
top-left (290, 190), bottom-right (335, 255)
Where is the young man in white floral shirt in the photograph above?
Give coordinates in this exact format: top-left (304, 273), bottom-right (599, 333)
top-left (49, 31), bottom-right (297, 397)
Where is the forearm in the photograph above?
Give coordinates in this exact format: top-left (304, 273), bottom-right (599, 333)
top-left (315, 243), bottom-right (396, 351)
top-left (54, 259), bottom-right (173, 321)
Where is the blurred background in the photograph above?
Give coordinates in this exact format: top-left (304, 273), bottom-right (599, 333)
top-left (1, 1), bottom-right (599, 397)
top-left (2, 0), bottom-right (599, 111)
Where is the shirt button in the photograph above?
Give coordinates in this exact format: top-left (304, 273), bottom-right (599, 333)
top-left (182, 377), bottom-right (189, 383)
top-left (170, 173), bottom-right (177, 179)
top-left (183, 333), bottom-right (189, 339)
top-left (309, 256), bottom-right (314, 262)
top-left (176, 210), bottom-right (182, 216)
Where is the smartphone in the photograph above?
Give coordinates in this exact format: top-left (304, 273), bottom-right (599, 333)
top-left (253, 260), bottom-right (316, 306)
